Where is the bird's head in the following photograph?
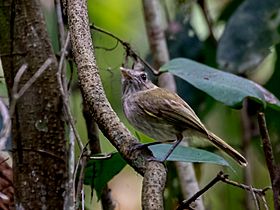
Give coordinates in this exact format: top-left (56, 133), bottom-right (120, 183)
top-left (120, 67), bottom-right (155, 97)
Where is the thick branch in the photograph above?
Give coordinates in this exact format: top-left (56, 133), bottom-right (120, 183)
top-left (0, 0), bottom-right (67, 208)
top-left (66, 1), bottom-right (166, 210)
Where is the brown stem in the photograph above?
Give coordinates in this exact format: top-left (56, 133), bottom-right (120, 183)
top-left (177, 171), bottom-right (271, 210)
top-left (55, 0), bottom-right (66, 49)
top-left (90, 24), bottom-right (158, 75)
top-left (67, 1), bottom-right (166, 210)
top-left (241, 100), bottom-right (254, 210)
top-left (177, 172), bottom-right (223, 210)
top-left (75, 150), bottom-right (89, 208)
top-left (197, 0), bottom-right (217, 44)
top-left (257, 112), bottom-right (280, 210)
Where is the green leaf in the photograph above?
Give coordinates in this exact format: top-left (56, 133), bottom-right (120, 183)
top-left (148, 144), bottom-right (229, 166)
top-left (160, 58), bottom-right (280, 110)
top-left (217, 0), bottom-right (280, 73)
top-left (84, 153), bottom-right (127, 200)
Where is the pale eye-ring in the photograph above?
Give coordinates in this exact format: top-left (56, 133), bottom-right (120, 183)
top-left (140, 73), bottom-right (147, 81)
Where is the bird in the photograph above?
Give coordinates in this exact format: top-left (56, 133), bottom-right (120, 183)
top-left (120, 67), bottom-right (247, 166)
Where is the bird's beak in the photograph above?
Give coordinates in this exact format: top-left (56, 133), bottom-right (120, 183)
top-left (120, 67), bottom-right (132, 79)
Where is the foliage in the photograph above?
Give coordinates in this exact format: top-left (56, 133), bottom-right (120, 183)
top-left (5, 0), bottom-right (278, 209)
top-left (161, 58), bottom-right (280, 110)
top-left (84, 153), bottom-right (126, 200)
top-left (84, 0), bottom-right (280, 209)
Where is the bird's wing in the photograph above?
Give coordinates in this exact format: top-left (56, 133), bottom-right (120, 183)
top-left (137, 88), bottom-right (209, 135)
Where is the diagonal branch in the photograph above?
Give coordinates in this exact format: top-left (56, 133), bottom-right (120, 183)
top-left (177, 171), bottom-right (271, 210)
top-left (66, 1), bottom-right (166, 210)
top-left (56, 32), bottom-right (84, 151)
top-left (257, 112), bottom-right (280, 210)
top-left (90, 24), bottom-right (158, 75)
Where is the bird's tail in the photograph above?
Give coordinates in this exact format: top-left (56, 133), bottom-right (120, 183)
top-left (208, 131), bottom-right (247, 166)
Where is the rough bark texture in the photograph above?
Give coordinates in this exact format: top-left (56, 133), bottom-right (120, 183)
top-left (142, 0), bottom-right (205, 209)
top-left (0, 155), bottom-right (14, 210)
top-left (258, 113), bottom-right (280, 210)
top-left (0, 0), bottom-right (67, 209)
top-left (66, 0), bottom-right (166, 209)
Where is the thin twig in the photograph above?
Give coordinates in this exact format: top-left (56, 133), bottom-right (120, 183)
top-left (10, 59), bottom-right (52, 116)
top-left (0, 98), bottom-right (11, 150)
top-left (219, 174), bottom-right (271, 195)
top-left (95, 40), bottom-right (119, 51)
top-left (90, 24), bottom-right (158, 75)
top-left (257, 112), bottom-right (279, 209)
top-left (250, 185), bottom-right (260, 210)
top-left (177, 171), bottom-right (223, 210)
top-left (11, 64), bottom-right (28, 99)
top-left (241, 100), bottom-right (254, 210)
top-left (0, 157), bottom-right (9, 165)
top-left (260, 194), bottom-right (270, 210)
top-left (74, 146), bottom-right (89, 209)
top-left (63, 126), bottom-right (75, 210)
top-left (197, 0), bottom-right (217, 44)
top-left (257, 112), bottom-right (275, 179)
top-left (177, 171), bottom-right (271, 210)
top-left (57, 32), bottom-right (84, 150)
top-left (9, 64), bottom-right (28, 116)
top-left (17, 59), bottom-right (52, 99)
top-left (55, 0), bottom-right (66, 49)
top-left (8, 60), bottom-right (52, 161)
top-left (81, 189), bottom-right (85, 210)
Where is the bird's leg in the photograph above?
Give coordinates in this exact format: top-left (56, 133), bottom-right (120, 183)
top-left (131, 140), bottom-right (178, 162)
top-left (160, 134), bottom-right (183, 162)
top-left (140, 140), bottom-right (176, 148)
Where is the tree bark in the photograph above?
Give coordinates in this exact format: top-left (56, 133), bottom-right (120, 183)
top-left (0, 0), bottom-right (67, 209)
top-left (66, 0), bottom-right (166, 210)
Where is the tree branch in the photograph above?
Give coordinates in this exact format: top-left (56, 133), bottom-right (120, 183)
top-left (177, 171), bottom-right (271, 210)
top-left (90, 24), bottom-right (158, 75)
top-left (57, 32), bottom-right (84, 151)
top-left (0, 98), bottom-right (11, 151)
top-left (66, 1), bottom-right (166, 210)
top-left (257, 112), bottom-right (280, 210)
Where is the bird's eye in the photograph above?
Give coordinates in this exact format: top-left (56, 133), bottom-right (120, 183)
top-left (140, 73), bottom-right (147, 81)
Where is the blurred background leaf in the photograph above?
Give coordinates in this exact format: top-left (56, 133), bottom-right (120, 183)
top-left (35, 0), bottom-right (280, 209)
top-left (217, 0), bottom-right (280, 74)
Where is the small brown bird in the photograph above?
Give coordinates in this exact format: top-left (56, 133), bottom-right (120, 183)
top-left (121, 67), bottom-right (247, 166)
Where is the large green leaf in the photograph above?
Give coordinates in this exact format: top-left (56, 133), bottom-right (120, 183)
top-left (160, 58), bottom-right (280, 110)
top-left (217, 0), bottom-right (280, 73)
top-left (84, 153), bottom-right (126, 200)
top-left (148, 144), bottom-right (229, 166)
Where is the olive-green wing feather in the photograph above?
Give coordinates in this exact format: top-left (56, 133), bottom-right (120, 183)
top-left (137, 88), bottom-right (209, 135)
